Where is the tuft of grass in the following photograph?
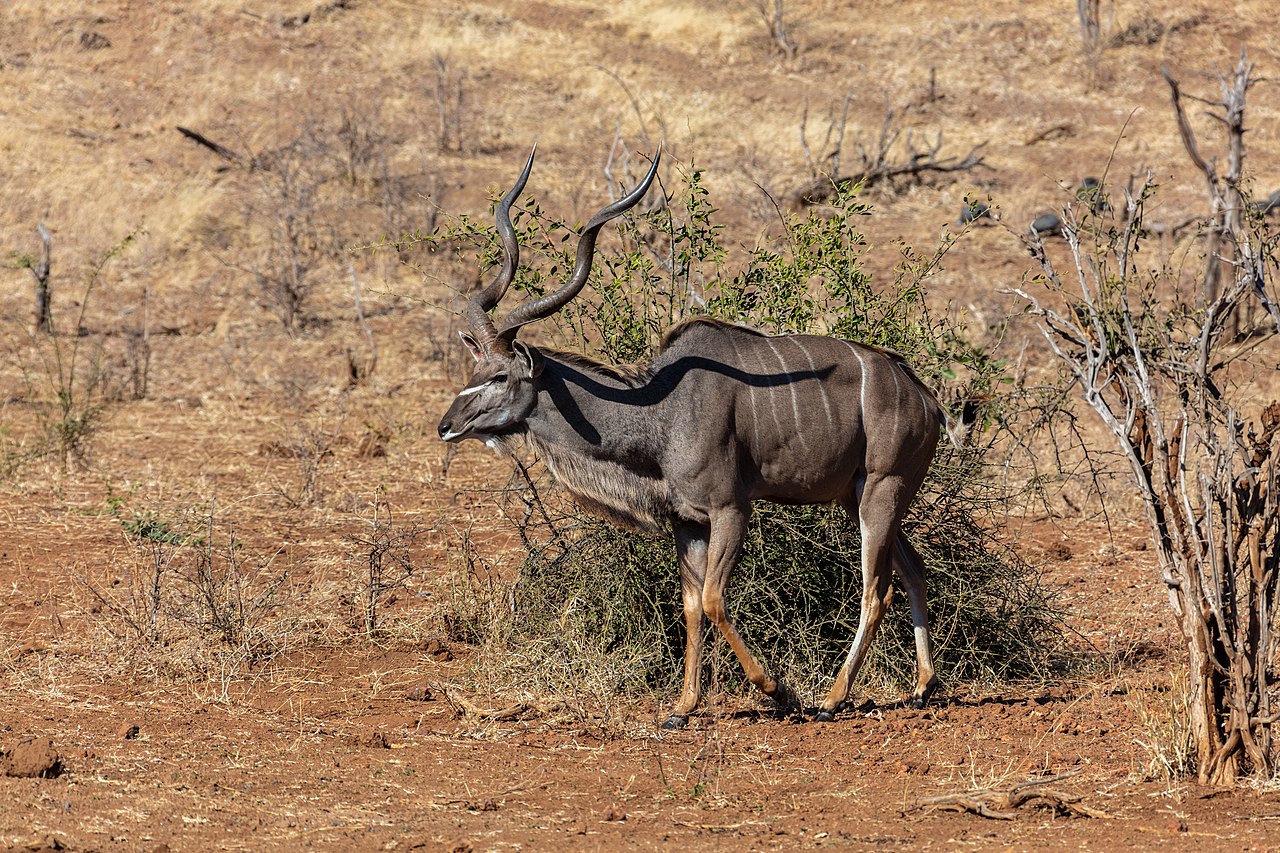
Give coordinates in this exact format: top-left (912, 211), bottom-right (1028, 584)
top-left (1127, 671), bottom-right (1195, 784)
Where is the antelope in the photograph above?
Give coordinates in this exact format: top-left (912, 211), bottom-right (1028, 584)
top-left (438, 149), bottom-right (964, 728)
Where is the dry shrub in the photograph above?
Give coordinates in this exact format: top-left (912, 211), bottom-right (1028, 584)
top-left (78, 500), bottom-right (295, 684)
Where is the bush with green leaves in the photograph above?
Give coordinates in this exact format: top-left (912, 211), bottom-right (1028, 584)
top-left (424, 164), bottom-right (1065, 705)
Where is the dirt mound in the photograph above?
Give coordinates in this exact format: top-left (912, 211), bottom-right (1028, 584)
top-left (2, 736), bottom-right (65, 779)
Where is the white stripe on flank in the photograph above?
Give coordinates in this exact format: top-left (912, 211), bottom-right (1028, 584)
top-left (888, 360), bottom-right (902, 438)
top-left (790, 337), bottom-right (835, 429)
top-left (724, 333), bottom-right (759, 441)
top-left (765, 337), bottom-right (803, 451)
top-left (845, 342), bottom-right (868, 430)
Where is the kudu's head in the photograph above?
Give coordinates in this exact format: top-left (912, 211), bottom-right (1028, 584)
top-left (437, 148), bottom-right (660, 445)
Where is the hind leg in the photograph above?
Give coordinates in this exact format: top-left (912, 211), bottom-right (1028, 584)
top-left (815, 478), bottom-right (901, 722)
top-left (893, 534), bottom-right (938, 708)
top-left (663, 522), bottom-right (709, 730)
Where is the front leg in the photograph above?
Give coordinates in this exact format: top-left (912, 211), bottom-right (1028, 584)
top-left (664, 521), bottom-right (709, 730)
top-left (701, 508), bottom-right (799, 712)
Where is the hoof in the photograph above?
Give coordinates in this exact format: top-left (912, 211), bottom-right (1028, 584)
top-left (813, 709), bottom-right (836, 723)
top-left (769, 680), bottom-right (801, 712)
top-left (910, 682), bottom-right (938, 710)
top-left (660, 714), bottom-right (689, 731)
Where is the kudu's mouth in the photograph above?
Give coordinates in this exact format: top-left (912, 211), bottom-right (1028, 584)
top-left (437, 416), bottom-right (468, 442)
top-left (437, 415), bottom-right (519, 444)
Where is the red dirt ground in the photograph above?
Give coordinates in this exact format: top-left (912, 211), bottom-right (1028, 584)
top-left (6, 1), bottom-right (1280, 849)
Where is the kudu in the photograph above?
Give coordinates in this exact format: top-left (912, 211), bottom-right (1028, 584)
top-left (438, 149), bottom-right (959, 728)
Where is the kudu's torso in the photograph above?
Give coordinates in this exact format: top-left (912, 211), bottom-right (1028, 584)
top-left (522, 318), bottom-right (943, 533)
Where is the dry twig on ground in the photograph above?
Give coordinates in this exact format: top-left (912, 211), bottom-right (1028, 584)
top-left (919, 770), bottom-right (1110, 819)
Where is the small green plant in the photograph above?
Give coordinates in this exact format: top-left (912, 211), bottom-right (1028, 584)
top-left (87, 495), bottom-right (197, 641)
top-left (84, 495), bottom-right (288, 664)
top-left (9, 227), bottom-right (145, 469)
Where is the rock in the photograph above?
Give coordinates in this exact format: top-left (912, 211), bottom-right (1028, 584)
top-left (2, 737), bottom-right (65, 778)
top-left (348, 730), bottom-right (390, 749)
top-left (424, 639), bottom-right (454, 662)
top-left (1030, 212), bottom-right (1063, 237)
top-left (958, 201), bottom-right (993, 226)
top-left (406, 683), bottom-right (436, 702)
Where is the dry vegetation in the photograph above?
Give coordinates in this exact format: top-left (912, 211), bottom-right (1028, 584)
top-left (4, 0), bottom-right (1280, 849)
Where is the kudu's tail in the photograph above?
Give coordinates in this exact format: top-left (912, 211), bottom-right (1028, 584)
top-left (942, 398), bottom-right (982, 451)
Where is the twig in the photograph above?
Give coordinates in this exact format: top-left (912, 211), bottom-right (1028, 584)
top-left (441, 687), bottom-right (567, 721)
top-left (918, 770), bottom-right (1111, 819)
top-left (175, 126), bottom-right (243, 164)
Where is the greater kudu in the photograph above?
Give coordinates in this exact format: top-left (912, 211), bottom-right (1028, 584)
top-left (438, 150), bottom-right (960, 728)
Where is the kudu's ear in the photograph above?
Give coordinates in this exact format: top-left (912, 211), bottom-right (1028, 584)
top-left (511, 340), bottom-right (543, 379)
top-left (459, 331), bottom-right (485, 363)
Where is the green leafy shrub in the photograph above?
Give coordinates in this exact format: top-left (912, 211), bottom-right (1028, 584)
top-left (427, 164), bottom-right (1066, 705)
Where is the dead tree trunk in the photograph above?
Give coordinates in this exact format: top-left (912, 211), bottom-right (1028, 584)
top-left (28, 223), bottom-right (52, 333)
top-left (1164, 55), bottom-right (1278, 335)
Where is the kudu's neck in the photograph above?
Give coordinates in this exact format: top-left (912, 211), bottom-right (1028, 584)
top-left (520, 350), bottom-right (674, 534)
top-left (525, 351), bottom-right (668, 459)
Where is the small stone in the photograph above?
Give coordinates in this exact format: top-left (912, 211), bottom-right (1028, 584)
top-left (15, 640), bottom-right (49, 659)
top-left (405, 683), bottom-right (435, 702)
top-left (117, 722), bottom-right (141, 740)
top-left (424, 639), bottom-right (454, 662)
top-left (349, 730), bottom-right (390, 749)
top-left (1044, 542), bottom-right (1072, 562)
top-left (602, 804), bottom-right (626, 822)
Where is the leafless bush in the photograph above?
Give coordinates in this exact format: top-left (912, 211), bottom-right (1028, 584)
top-left (799, 93), bottom-right (853, 184)
top-left (346, 266), bottom-right (377, 386)
top-left (1015, 52), bottom-right (1280, 785)
top-left (750, 0), bottom-right (798, 60)
top-left (220, 106), bottom-right (416, 334)
top-left (85, 500), bottom-right (287, 660)
top-left (261, 406), bottom-right (346, 507)
top-left (1077, 0), bottom-right (1101, 56)
top-left (432, 53), bottom-right (466, 153)
top-left (331, 103), bottom-right (386, 187)
top-left (794, 94), bottom-right (987, 206)
top-left (241, 137), bottom-right (337, 333)
top-left (349, 494), bottom-right (428, 637)
top-left (114, 281), bottom-right (153, 402)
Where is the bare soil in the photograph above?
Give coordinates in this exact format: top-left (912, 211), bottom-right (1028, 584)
top-left (4, 1), bottom-right (1280, 850)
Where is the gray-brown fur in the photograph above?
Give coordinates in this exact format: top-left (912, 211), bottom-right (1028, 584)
top-left (439, 150), bottom-right (954, 727)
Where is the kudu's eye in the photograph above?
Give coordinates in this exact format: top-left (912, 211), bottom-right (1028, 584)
top-left (491, 373), bottom-right (509, 384)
